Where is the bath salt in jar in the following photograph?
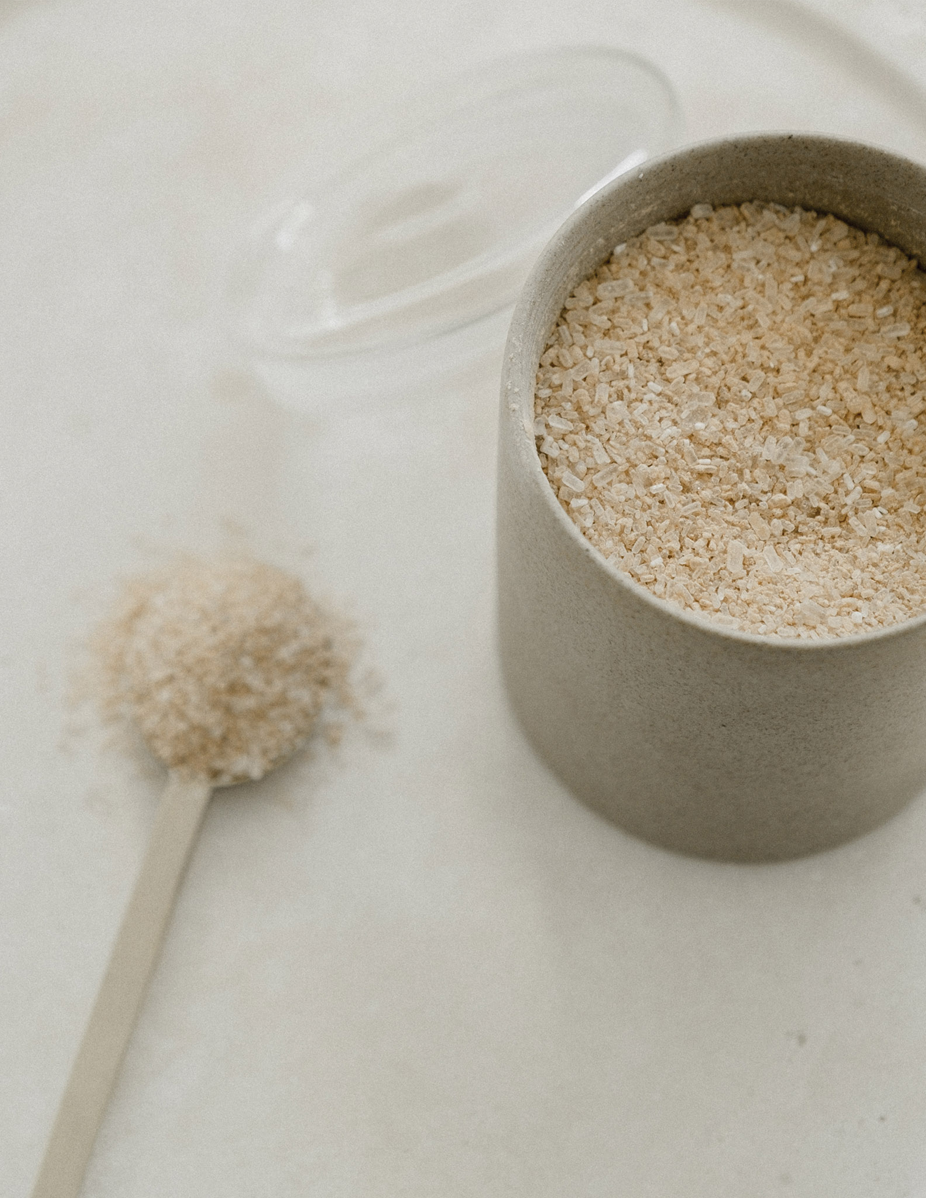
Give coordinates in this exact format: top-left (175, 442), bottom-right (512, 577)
top-left (498, 134), bottom-right (926, 861)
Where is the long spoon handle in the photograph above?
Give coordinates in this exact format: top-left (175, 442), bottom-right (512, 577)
top-left (31, 772), bottom-right (213, 1198)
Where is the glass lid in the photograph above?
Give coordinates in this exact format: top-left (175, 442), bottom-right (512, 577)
top-left (233, 45), bottom-right (682, 364)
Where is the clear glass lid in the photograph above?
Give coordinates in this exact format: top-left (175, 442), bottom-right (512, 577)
top-left (233, 46), bottom-right (681, 362)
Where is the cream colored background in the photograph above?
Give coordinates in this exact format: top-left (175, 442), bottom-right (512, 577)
top-left (3, 1), bottom-right (926, 1195)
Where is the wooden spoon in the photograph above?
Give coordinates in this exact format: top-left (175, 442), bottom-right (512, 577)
top-left (31, 771), bottom-right (213, 1198)
top-left (31, 558), bottom-right (344, 1198)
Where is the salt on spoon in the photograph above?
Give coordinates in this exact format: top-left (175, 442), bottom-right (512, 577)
top-left (32, 557), bottom-right (348, 1198)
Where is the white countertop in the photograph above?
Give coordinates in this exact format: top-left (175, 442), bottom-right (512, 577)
top-left (4, 2), bottom-right (926, 1195)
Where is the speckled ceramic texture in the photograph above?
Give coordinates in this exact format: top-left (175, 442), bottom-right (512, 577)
top-left (497, 134), bottom-right (926, 862)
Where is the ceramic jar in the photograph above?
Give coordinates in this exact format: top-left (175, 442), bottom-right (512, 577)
top-left (497, 134), bottom-right (926, 861)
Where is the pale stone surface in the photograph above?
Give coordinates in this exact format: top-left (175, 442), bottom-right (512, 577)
top-left (3, 2), bottom-right (926, 1196)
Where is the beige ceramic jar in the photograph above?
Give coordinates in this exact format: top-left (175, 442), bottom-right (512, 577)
top-left (497, 134), bottom-right (926, 861)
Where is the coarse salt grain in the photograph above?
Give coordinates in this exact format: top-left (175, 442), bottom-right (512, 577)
top-left (534, 202), bottom-right (926, 638)
top-left (95, 557), bottom-right (352, 784)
